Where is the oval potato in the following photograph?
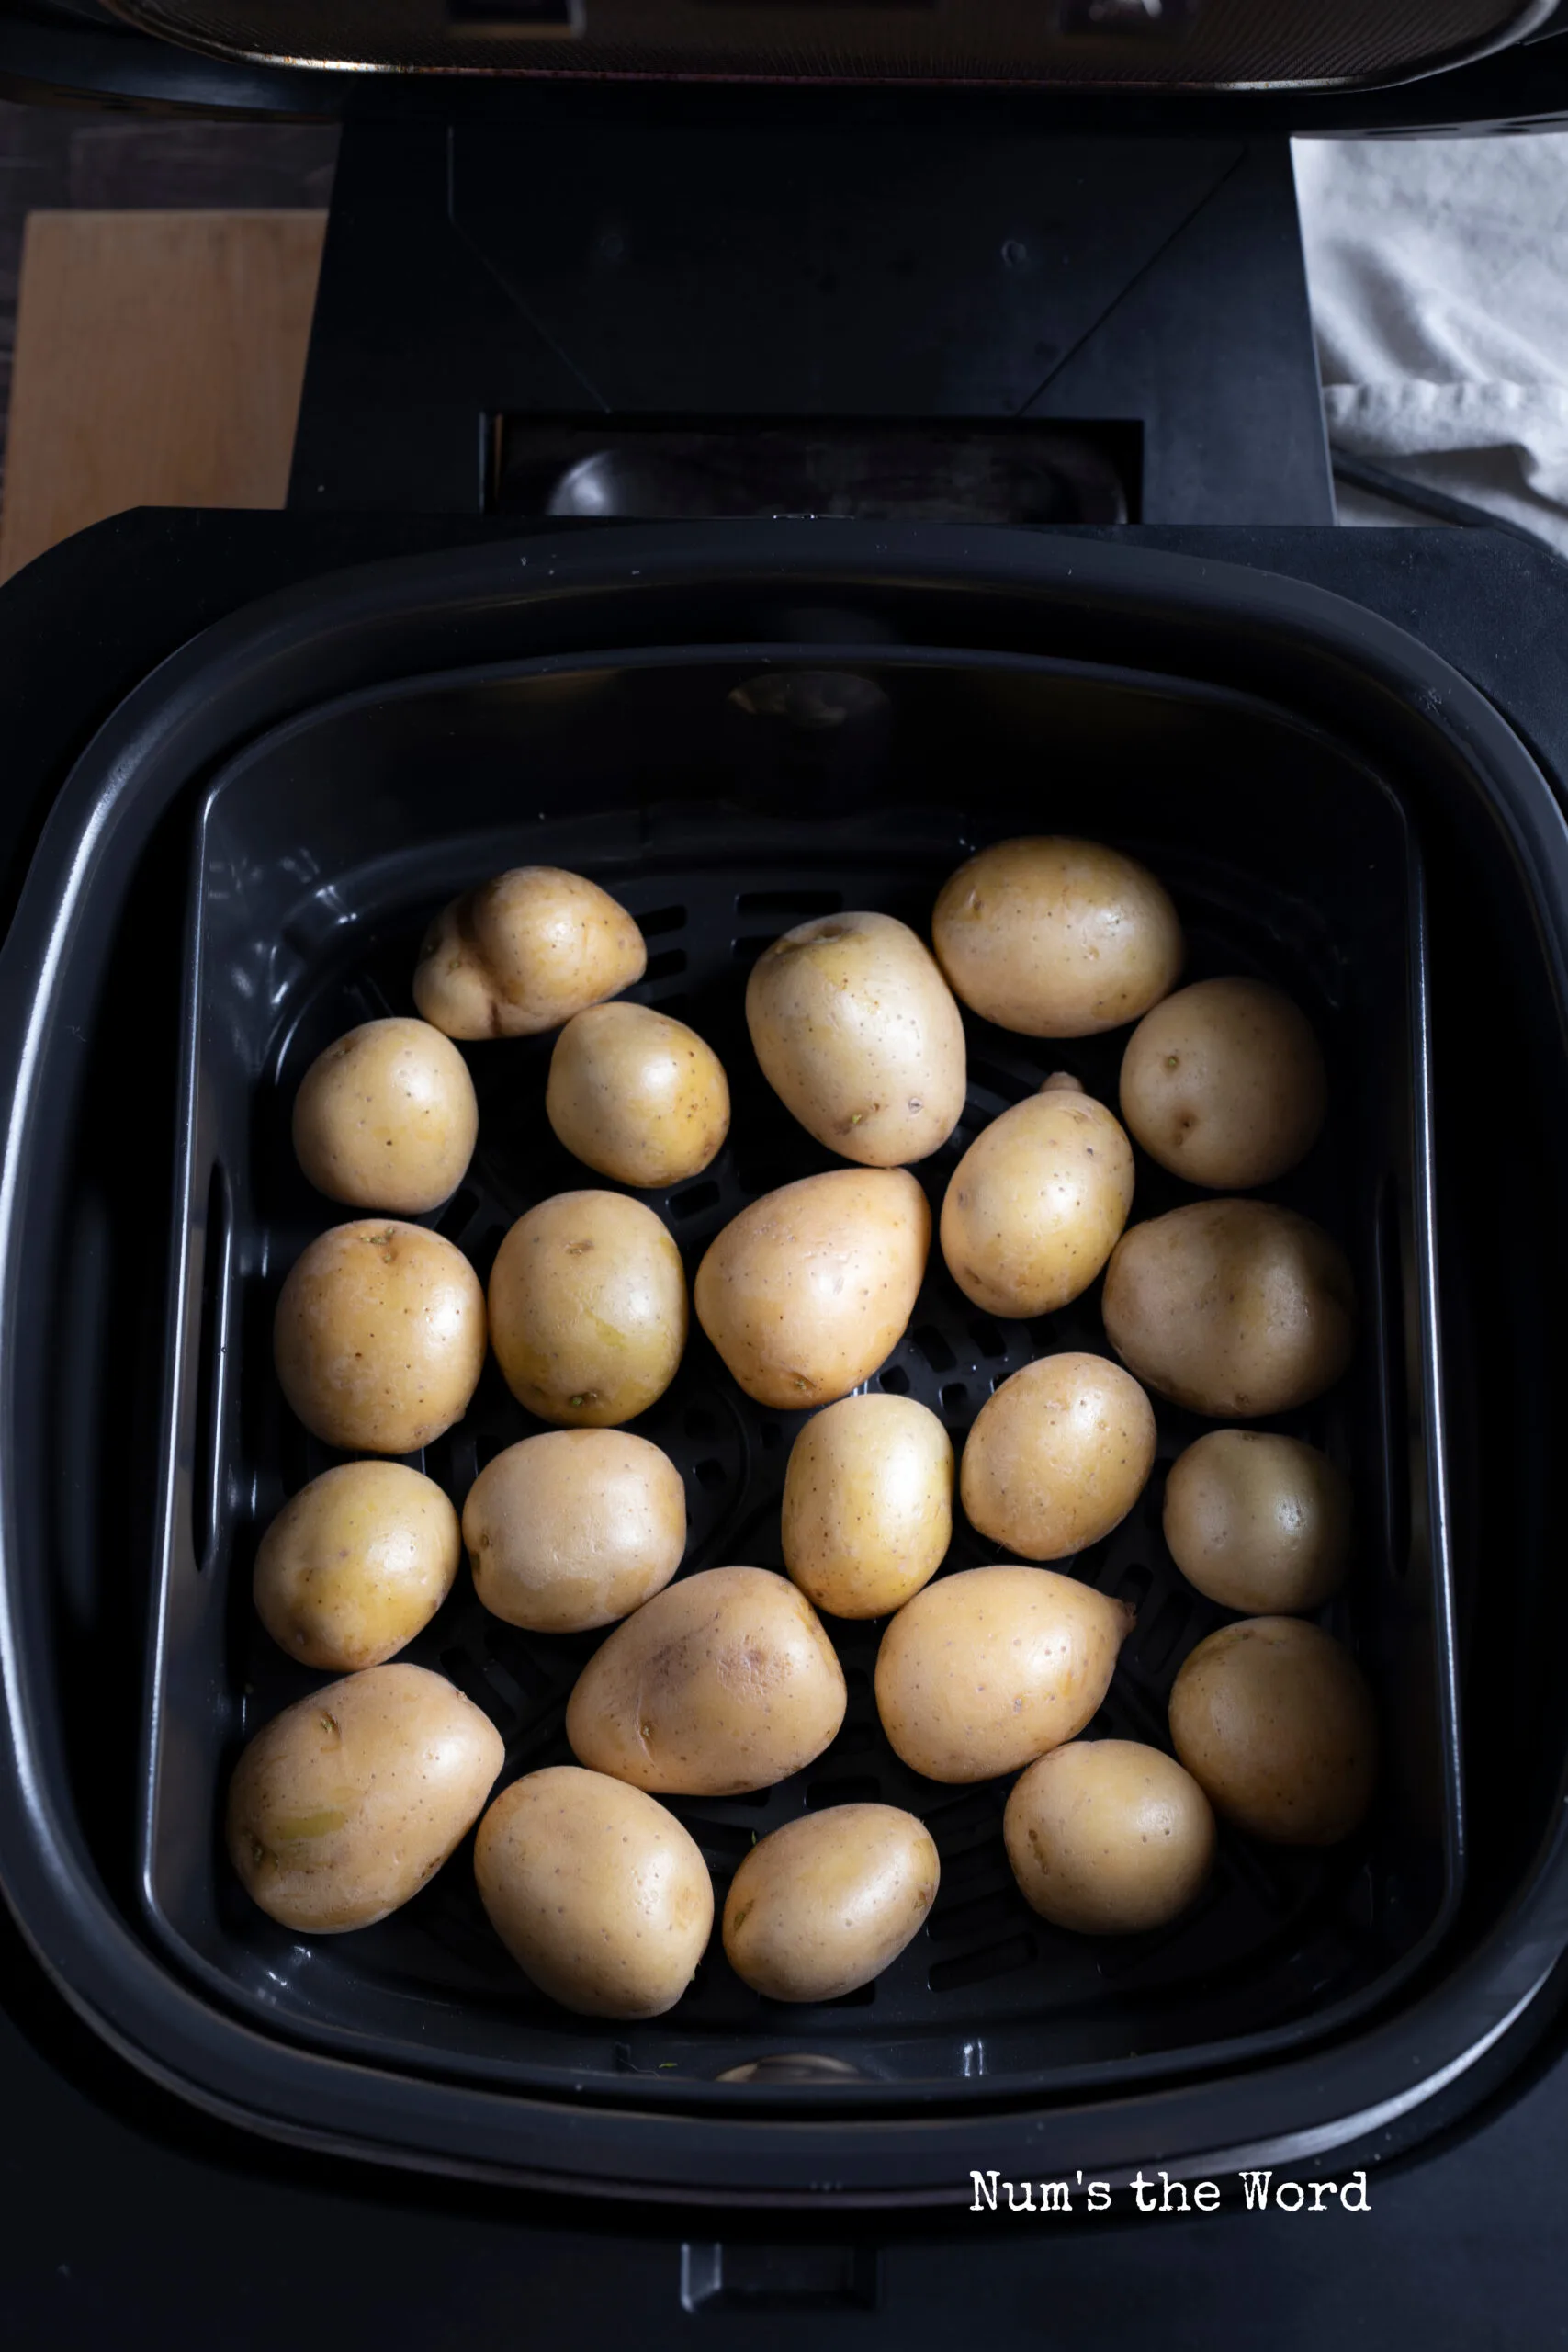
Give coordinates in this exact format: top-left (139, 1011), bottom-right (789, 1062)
top-left (723, 1804), bottom-right (940, 2002)
top-left (413, 865), bottom-right (646, 1040)
top-left (488, 1189), bottom-right (687, 1427)
top-left (1004, 1740), bottom-right (1215, 1934)
top-left (463, 1428), bottom-right (686, 1633)
top-left (547, 1002), bottom-right (730, 1188)
top-left (254, 1460), bottom-right (461, 1671)
top-left (1163, 1429), bottom-right (1352, 1614)
top-left (292, 1017), bottom-right (479, 1216)
top-left (226, 1663), bottom-right (503, 1932)
top-left (1119, 976), bottom-right (1328, 1190)
top-left (694, 1167), bottom-right (931, 1410)
top-left (782, 1393), bottom-right (953, 1619)
top-left (932, 837), bottom-right (1183, 1037)
top-left (475, 1767), bottom-right (713, 2018)
top-left (960, 1353), bottom-right (1156, 1563)
top-left (940, 1078), bottom-right (1134, 1318)
top-left (274, 1219), bottom-right (486, 1454)
top-left (566, 1566), bottom-right (847, 1795)
top-left (1169, 1617), bottom-right (1376, 1846)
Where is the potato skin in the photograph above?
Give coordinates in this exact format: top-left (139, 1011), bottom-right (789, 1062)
top-left (1102, 1198), bottom-right (1355, 1419)
top-left (693, 1167), bottom-right (931, 1411)
top-left (488, 1189), bottom-right (687, 1427)
top-left (547, 1002), bottom-right (729, 1189)
top-left (745, 910), bottom-right (966, 1167)
top-left (226, 1663), bottom-right (503, 1932)
top-left (782, 1394), bottom-right (953, 1619)
top-left (932, 837), bottom-right (1183, 1038)
top-left (722, 1804), bottom-right (940, 2002)
top-left (1119, 977), bottom-right (1327, 1190)
top-left (566, 1566), bottom-right (847, 1795)
top-left (475, 1768), bottom-right (712, 2018)
top-left (413, 865), bottom-right (646, 1040)
top-left (1169, 1618), bottom-right (1376, 1847)
top-left (940, 1079), bottom-right (1134, 1318)
top-left (1004, 1741), bottom-right (1215, 1934)
top-left (292, 1017), bottom-right (479, 1215)
top-left (274, 1219), bottom-right (486, 1454)
top-left (254, 1461), bottom-right (460, 1671)
top-left (463, 1429), bottom-right (686, 1633)
top-left (874, 1565), bottom-right (1133, 1784)
top-left (960, 1353), bottom-right (1156, 1563)
top-left (1163, 1430), bottom-right (1352, 1614)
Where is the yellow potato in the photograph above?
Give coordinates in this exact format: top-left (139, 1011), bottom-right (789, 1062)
top-left (1004, 1740), bottom-right (1215, 1934)
top-left (274, 1219), bottom-right (486, 1454)
top-left (463, 1428), bottom-right (686, 1632)
top-left (722, 1804), bottom-right (940, 2002)
top-left (566, 1566), bottom-right (847, 1795)
top-left (693, 1167), bottom-right (930, 1410)
top-left (874, 1565), bottom-right (1133, 1783)
top-left (226, 1663), bottom-right (503, 1932)
top-left (546, 1002), bottom-right (729, 1188)
top-left (1169, 1617), bottom-right (1376, 1847)
top-left (413, 865), bottom-right (645, 1040)
top-left (745, 910), bottom-right (966, 1167)
top-left (488, 1189), bottom-right (687, 1427)
top-left (475, 1767), bottom-right (712, 2018)
top-left (291, 1017), bottom-right (479, 1215)
top-left (932, 837), bottom-right (1184, 1037)
top-left (1119, 976), bottom-right (1328, 1189)
top-left (940, 1075), bottom-right (1134, 1317)
top-left (781, 1393), bottom-right (953, 1619)
top-left (959, 1353), bottom-right (1156, 1562)
top-left (1102, 1199), bottom-right (1355, 1418)
top-left (1163, 1430), bottom-right (1352, 1614)
top-left (254, 1460), bottom-right (460, 1671)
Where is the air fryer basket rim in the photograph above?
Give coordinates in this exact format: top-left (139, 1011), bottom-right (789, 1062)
top-left (1, 519), bottom-right (1566, 2204)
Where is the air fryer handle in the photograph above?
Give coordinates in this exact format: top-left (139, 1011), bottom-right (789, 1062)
top-left (681, 2243), bottom-right (880, 2312)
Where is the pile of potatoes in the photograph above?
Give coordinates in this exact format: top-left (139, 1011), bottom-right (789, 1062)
top-left (230, 837), bottom-right (1374, 2024)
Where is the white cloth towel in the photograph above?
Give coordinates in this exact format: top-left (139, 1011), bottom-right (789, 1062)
top-left (1292, 134), bottom-right (1568, 548)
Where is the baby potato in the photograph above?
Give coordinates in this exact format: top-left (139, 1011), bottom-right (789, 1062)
top-left (1102, 1199), bottom-right (1356, 1418)
top-left (547, 1002), bottom-right (729, 1188)
top-left (1004, 1741), bottom-right (1215, 1934)
top-left (274, 1219), bottom-right (486, 1454)
top-left (566, 1566), bottom-right (847, 1795)
top-left (782, 1393), bottom-right (953, 1619)
top-left (745, 910), bottom-right (966, 1167)
top-left (291, 1016), bottom-right (479, 1216)
top-left (960, 1353), bottom-right (1156, 1562)
top-left (1119, 976), bottom-right (1328, 1190)
top-left (475, 1768), bottom-right (712, 2019)
top-left (694, 1167), bottom-right (930, 1410)
top-left (723, 1804), bottom-right (940, 2003)
top-left (488, 1189), bottom-right (687, 1427)
top-left (254, 1460), bottom-right (460, 1671)
top-left (874, 1565), bottom-right (1133, 1784)
top-left (226, 1662), bottom-right (503, 1932)
top-left (413, 865), bottom-right (646, 1040)
top-left (932, 836), bottom-right (1183, 1037)
top-left (940, 1075), bottom-right (1134, 1318)
top-left (463, 1428), bottom-right (686, 1633)
top-left (1169, 1618), bottom-right (1377, 1846)
top-left (1163, 1429), bottom-right (1352, 1614)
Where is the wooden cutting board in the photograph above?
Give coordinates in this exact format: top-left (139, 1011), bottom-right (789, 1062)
top-left (0, 208), bottom-right (326, 582)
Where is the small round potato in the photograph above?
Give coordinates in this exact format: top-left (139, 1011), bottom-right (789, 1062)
top-left (874, 1565), bottom-right (1133, 1784)
top-left (463, 1428), bottom-right (686, 1632)
top-left (940, 1076), bottom-right (1134, 1318)
top-left (1102, 1199), bottom-right (1356, 1419)
top-left (566, 1566), bottom-right (847, 1796)
top-left (1119, 976), bottom-right (1328, 1190)
top-left (254, 1460), bottom-right (461, 1671)
top-left (722, 1804), bottom-right (940, 2003)
top-left (782, 1393), bottom-right (953, 1619)
top-left (932, 837), bottom-right (1184, 1037)
top-left (745, 910), bottom-right (966, 1167)
top-left (694, 1167), bottom-right (930, 1411)
top-left (475, 1768), bottom-right (713, 2018)
top-left (1169, 1618), bottom-right (1376, 1846)
top-left (413, 865), bottom-right (646, 1040)
top-left (1163, 1430), bottom-right (1352, 1614)
top-left (488, 1189), bottom-right (687, 1427)
top-left (960, 1354), bottom-right (1156, 1563)
top-left (1004, 1741), bottom-right (1216, 1934)
top-left (226, 1662), bottom-right (503, 1932)
top-left (546, 1002), bottom-right (730, 1188)
top-left (291, 1017), bottom-right (479, 1215)
top-left (274, 1219), bottom-right (486, 1454)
